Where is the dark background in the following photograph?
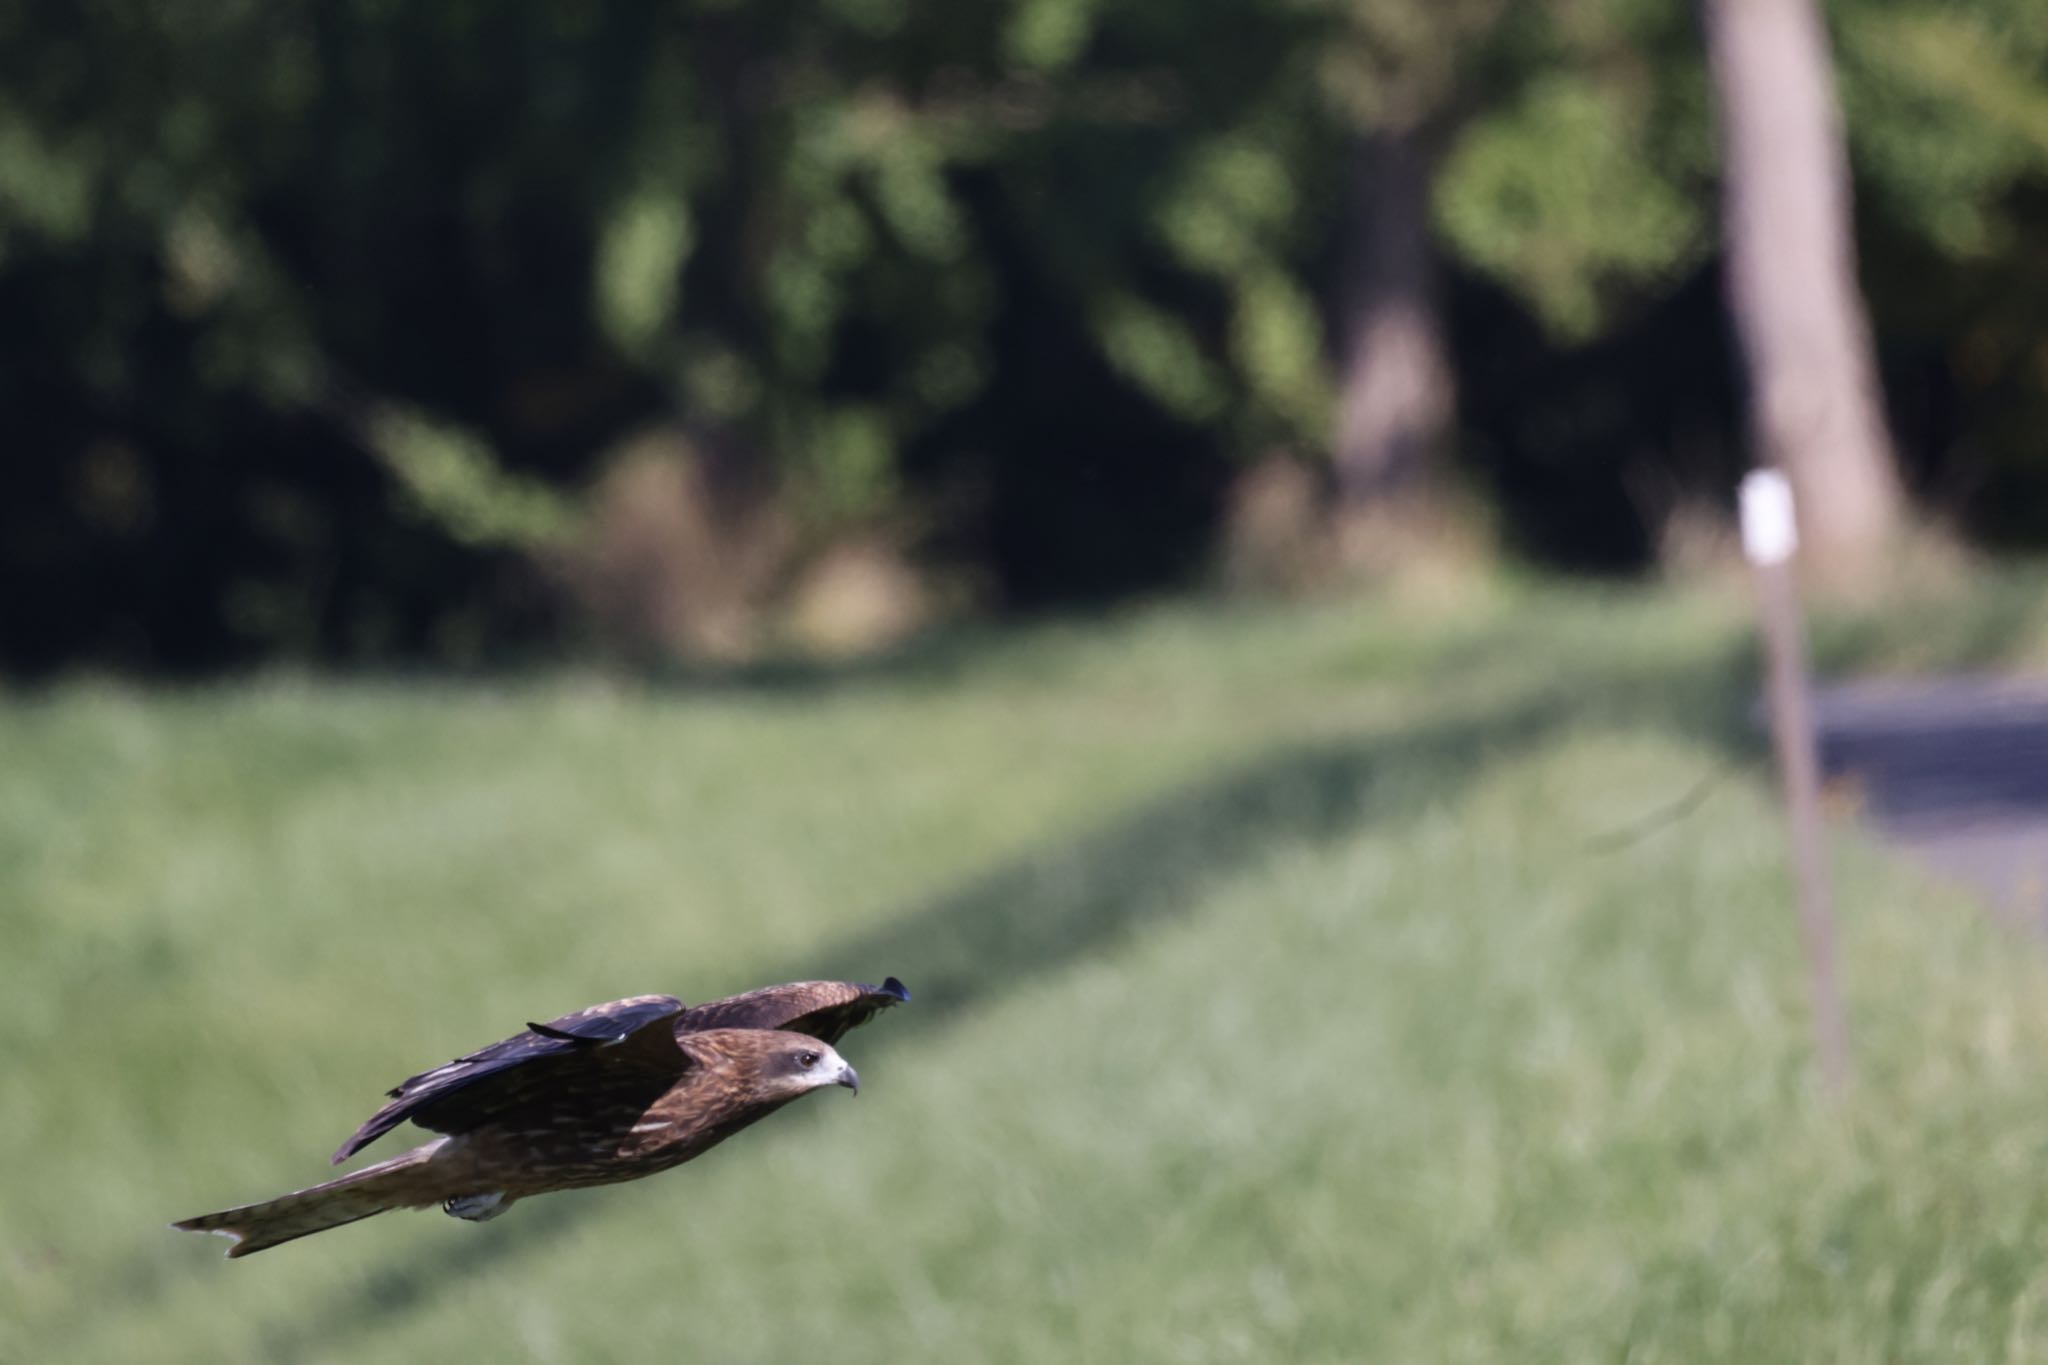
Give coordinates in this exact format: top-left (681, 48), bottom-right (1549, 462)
top-left (4, 0), bottom-right (2045, 674)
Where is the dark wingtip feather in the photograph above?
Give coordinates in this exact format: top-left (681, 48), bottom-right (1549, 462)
top-left (881, 976), bottom-right (910, 1002)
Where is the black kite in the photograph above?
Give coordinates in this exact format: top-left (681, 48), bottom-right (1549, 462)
top-left (174, 976), bottom-right (908, 1258)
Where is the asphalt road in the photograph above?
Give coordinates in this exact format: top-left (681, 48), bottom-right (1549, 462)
top-left (1814, 677), bottom-right (2048, 931)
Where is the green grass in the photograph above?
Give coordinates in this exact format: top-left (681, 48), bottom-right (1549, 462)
top-left (11, 576), bottom-right (2048, 1362)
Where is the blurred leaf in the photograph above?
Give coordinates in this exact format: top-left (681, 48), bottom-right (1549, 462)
top-left (1093, 293), bottom-right (1227, 422)
top-left (596, 188), bottom-right (693, 359)
top-left (799, 404), bottom-right (899, 525)
top-left (366, 407), bottom-right (579, 550)
top-left (1006, 0), bottom-right (1100, 71)
top-left (1231, 268), bottom-right (1331, 441)
top-left (0, 108), bottom-right (96, 242)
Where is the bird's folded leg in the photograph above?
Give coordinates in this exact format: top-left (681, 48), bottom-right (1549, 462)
top-left (442, 1192), bottom-right (514, 1222)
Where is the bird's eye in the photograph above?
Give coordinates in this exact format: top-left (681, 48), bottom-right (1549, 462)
top-left (796, 1050), bottom-right (820, 1068)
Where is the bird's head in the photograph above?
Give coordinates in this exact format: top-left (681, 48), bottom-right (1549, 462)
top-left (771, 1033), bottom-right (859, 1097)
top-left (733, 1029), bottom-right (861, 1098)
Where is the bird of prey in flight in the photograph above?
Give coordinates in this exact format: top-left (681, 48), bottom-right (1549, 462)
top-left (175, 976), bottom-right (909, 1258)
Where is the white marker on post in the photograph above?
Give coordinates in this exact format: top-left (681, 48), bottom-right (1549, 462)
top-left (1740, 468), bottom-right (1798, 566)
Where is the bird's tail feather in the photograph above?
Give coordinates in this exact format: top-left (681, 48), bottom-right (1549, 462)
top-left (173, 1141), bottom-right (448, 1258)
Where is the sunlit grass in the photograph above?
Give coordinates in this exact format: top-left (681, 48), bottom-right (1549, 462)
top-left (8, 576), bottom-right (2048, 1361)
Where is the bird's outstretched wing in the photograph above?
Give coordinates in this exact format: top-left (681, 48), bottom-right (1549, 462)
top-left (331, 995), bottom-right (690, 1164)
top-left (677, 977), bottom-right (909, 1045)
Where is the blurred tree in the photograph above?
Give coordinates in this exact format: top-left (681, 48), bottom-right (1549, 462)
top-left (1703, 0), bottom-right (1904, 581)
top-left (1329, 128), bottom-right (1451, 514)
top-left (1310, 0), bottom-right (1508, 522)
top-left (1433, 0), bottom-right (2048, 565)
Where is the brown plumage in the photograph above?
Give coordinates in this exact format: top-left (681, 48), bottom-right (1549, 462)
top-left (173, 977), bottom-right (908, 1258)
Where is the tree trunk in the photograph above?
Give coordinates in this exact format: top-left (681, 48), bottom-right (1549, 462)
top-left (1703, 0), bottom-right (1906, 581)
top-left (1331, 129), bottom-right (1453, 511)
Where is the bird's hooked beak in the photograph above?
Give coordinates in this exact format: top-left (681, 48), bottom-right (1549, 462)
top-left (836, 1060), bottom-right (860, 1095)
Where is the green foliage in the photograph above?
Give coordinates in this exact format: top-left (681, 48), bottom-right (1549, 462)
top-left (1154, 130), bottom-right (1334, 441)
top-left (365, 407), bottom-right (580, 550)
top-left (1006, 0), bottom-right (1100, 71)
top-left (0, 111), bottom-right (95, 246)
top-left (6, 0), bottom-right (2048, 666)
top-left (796, 404), bottom-right (901, 525)
top-left (1844, 5), bottom-right (2048, 255)
top-left (1438, 76), bottom-right (1710, 339)
top-left (17, 581), bottom-right (2048, 1357)
top-left (1414, 0), bottom-right (2048, 342)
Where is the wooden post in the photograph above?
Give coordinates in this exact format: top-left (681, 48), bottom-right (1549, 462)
top-left (1741, 469), bottom-right (1851, 1094)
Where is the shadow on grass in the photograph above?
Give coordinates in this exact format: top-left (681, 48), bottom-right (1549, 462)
top-left (220, 648), bottom-right (1751, 1359)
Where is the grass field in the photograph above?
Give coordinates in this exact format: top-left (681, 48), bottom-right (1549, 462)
top-left (12, 577), bottom-right (2048, 1362)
